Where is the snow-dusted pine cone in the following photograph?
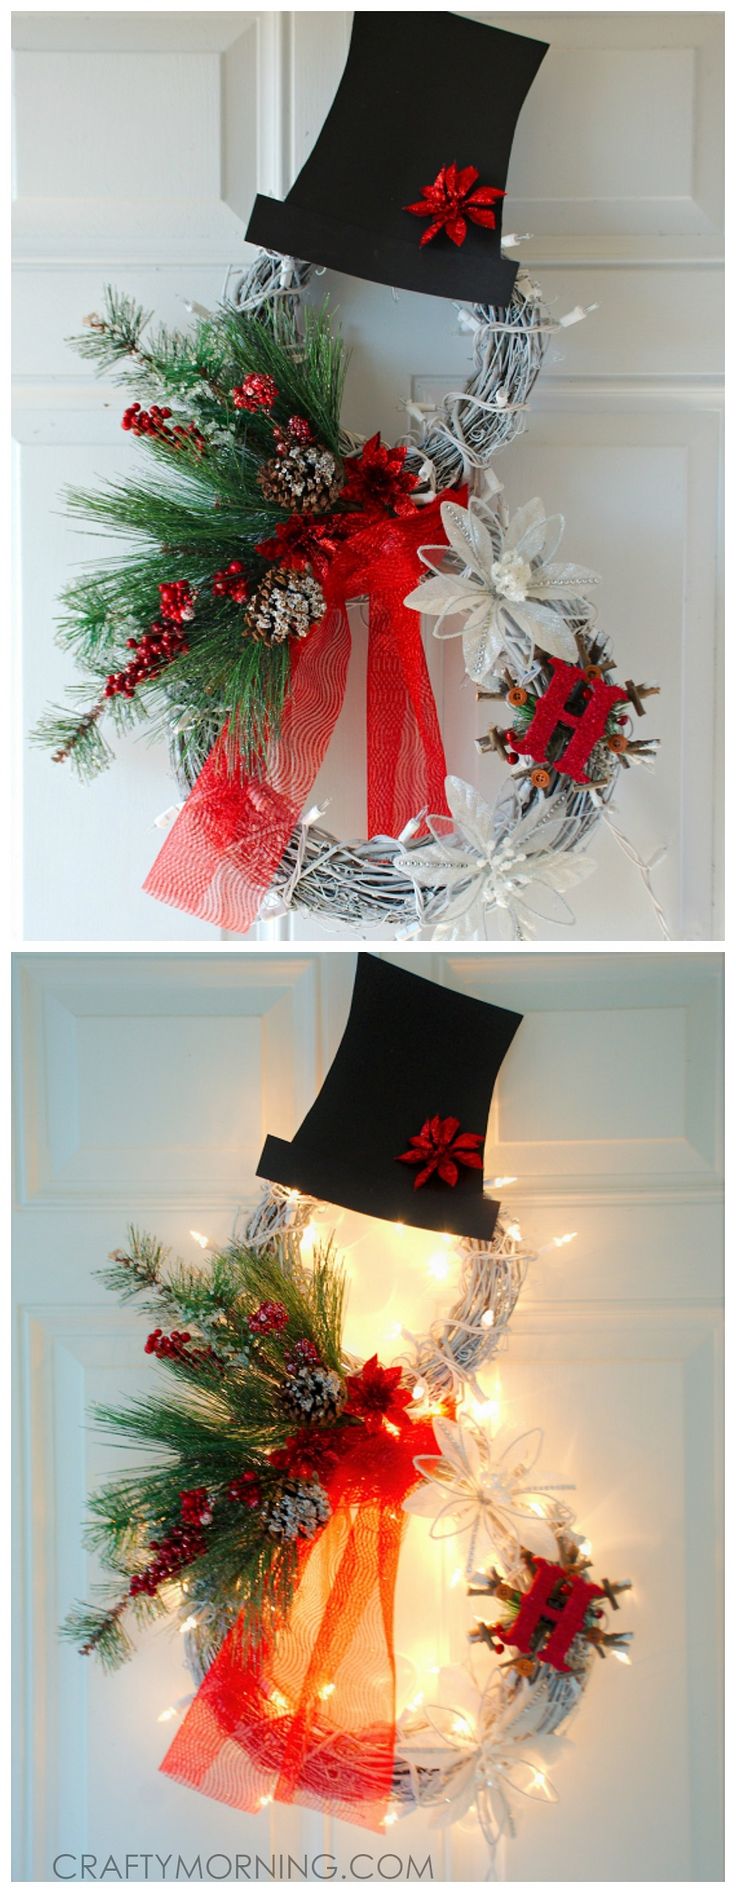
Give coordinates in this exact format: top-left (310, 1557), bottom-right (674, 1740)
top-left (243, 567), bottom-right (325, 645)
top-left (257, 442), bottom-right (343, 514)
top-left (279, 1363), bottom-right (346, 1423)
top-left (261, 1478), bottom-right (332, 1542)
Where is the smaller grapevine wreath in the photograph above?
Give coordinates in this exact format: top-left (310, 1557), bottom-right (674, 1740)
top-left (35, 250), bottom-right (665, 940)
top-left (64, 1183), bottom-right (632, 1868)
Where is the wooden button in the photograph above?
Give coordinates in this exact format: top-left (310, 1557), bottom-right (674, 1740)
top-left (506, 685), bottom-right (528, 707)
top-left (531, 766), bottom-right (551, 789)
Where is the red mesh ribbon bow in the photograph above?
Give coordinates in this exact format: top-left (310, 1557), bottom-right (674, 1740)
top-left (143, 494), bottom-right (463, 933)
top-left (160, 1416), bottom-right (437, 1827)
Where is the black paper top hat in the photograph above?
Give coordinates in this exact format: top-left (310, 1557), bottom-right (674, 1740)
top-left (246, 13), bottom-right (547, 309)
top-left (257, 955), bottom-right (522, 1240)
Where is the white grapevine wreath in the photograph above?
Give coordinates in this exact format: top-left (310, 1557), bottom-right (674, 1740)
top-left (38, 248), bottom-right (664, 939)
top-left (63, 1180), bottom-right (633, 1874)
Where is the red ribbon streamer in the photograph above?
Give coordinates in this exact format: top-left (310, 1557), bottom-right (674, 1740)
top-left (143, 496), bottom-right (462, 933)
top-left (160, 1416), bottom-right (437, 1827)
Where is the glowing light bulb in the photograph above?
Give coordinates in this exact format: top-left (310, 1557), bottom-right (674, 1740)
top-left (299, 1222), bottom-right (317, 1262)
top-left (507, 1222), bottom-right (522, 1242)
top-left (383, 1812), bottom-right (398, 1828)
top-left (394, 1221), bottom-right (405, 1232)
top-left (258, 1793), bottom-right (274, 1807)
top-left (579, 1539), bottom-right (592, 1558)
top-left (612, 1647), bottom-right (631, 1665)
top-left (179, 1614), bottom-right (198, 1634)
top-left (481, 1309), bottom-right (495, 1329)
top-left (426, 1251), bottom-right (451, 1282)
top-left (270, 1688), bottom-right (289, 1711)
top-left (451, 1714), bottom-right (473, 1736)
top-left (449, 1566), bottom-right (465, 1589)
top-left (157, 1706), bottom-right (177, 1723)
top-left (491, 1175), bottom-right (517, 1187)
top-left (406, 1690), bottom-right (424, 1712)
top-left (553, 1231), bottom-right (577, 1248)
top-left (412, 1379), bottom-right (427, 1402)
top-left (318, 1681), bottom-right (336, 1700)
top-left (532, 1770), bottom-right (546, 1791)
top-left (471, 1395), bottom-right (500, 1425)
top-left (189, 1230), bottom-right (209, 1249)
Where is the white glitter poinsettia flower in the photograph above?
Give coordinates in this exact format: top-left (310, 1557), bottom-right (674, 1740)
top-left (394, 775), bottom-right (596, 941)
top-left (396, 1666), bottom-right (572, 1857)
top-left (403, 1415), bottom-right (573, 1574)
top-left (403, 474), bottom-right (600, 683)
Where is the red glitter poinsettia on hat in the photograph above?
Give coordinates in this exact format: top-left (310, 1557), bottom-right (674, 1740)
top-left (396, 1115), bottom-right (484, 1189)
top-left (404, 163), bottom-right (505, 248)
top-left (344, 1355), bottom-right (412, 1433)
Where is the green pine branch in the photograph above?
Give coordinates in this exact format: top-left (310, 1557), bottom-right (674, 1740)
top-left (30, 701), bottom-right (112, 778)
top-left (39, 290), bottom-right (350, 781)
top-left (63, 1219), bottom-right (349, 1668)
top-left (60, 1598), bottom-right (135, 1671)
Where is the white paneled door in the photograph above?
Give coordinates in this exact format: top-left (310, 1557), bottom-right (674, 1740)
top-left (13, 12), bottom-right (723, 942)
top-left (12, 951), bottom-right (723, 1880)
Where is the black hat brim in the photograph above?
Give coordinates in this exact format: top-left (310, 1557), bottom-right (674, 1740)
top-left (257, 1133), bottom-right (501, 1243)
top-left (246, 197), bottom-right (520, 306)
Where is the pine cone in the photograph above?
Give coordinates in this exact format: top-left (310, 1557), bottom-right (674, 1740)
top-left (280, 1363), bottom-right (346, 1423)
top-left (257, 442), bottom-right (343, 515)
top-left (261, 1478), bottom-right (332, 1542)
top-left (243, 568), bottom-right (325, 645)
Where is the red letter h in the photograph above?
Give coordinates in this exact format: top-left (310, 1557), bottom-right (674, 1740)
top-left (524, 660), bottom-right (628, 785)
top-left (494, 1558), bottom-right (605, 1673)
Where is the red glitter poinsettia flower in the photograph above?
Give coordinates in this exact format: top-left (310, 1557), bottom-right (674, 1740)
top-left (396, 1115), bottom-right (484, 1189)
top-left (344, 1355), bottom-right (412, 1433)
top-left (256, 513), bottom-right (348, 577)
top-left (341, 433), bottom-right (419, 519)
top-left (268, 1427), bottom-right (347, 1479)
top-left (404, 163), bottom-right (505, 249)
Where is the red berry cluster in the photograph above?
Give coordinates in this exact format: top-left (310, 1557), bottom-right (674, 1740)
top-left (158, 579), bottom-right (196, 623)
top-left (122, 402), bottom-right (172, 438)
top-left (274, 415), bottom-right (315, 455)
top-left (247, 1299), bottom-right (289, 1336)
top-left (286, 415), bottom-right (314, 445)
top-left (144, 1327), bottom-right (221, 1369)
top-left (129, 1524), bottom-right (205, 1596)
top-left (129, 1491), bottom-right (211, 1597)
top-left (231, 373), bottom-right (279, 412)
top-left (104, 622), bottom-right (190, 700)
top-left (284, 1337), bottom-right (322, 1374)
top-left (121, 403), bottom-right (205, 452)
top-left (211, 560), bottom-right (250, 604)
top-left (180, 1487), bottom-right (213, 1527)
top-left (226, 1469), bottom-right (262, 1508)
